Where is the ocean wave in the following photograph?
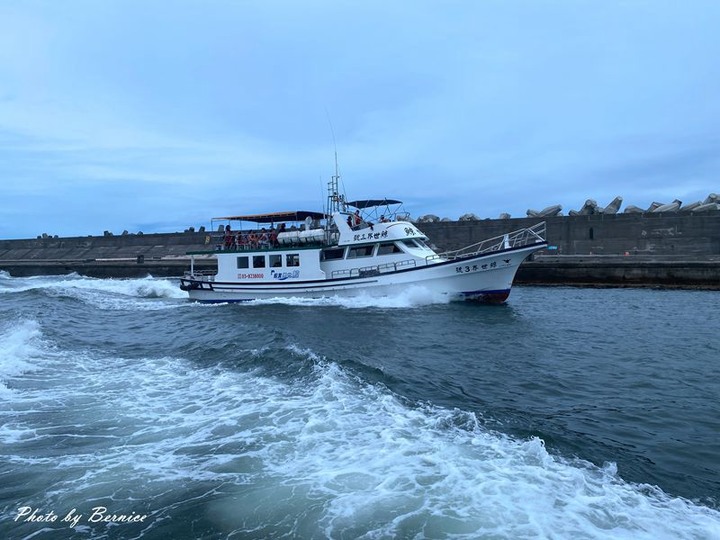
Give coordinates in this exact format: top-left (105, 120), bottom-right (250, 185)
top-left (0, 319), bottom-right (47, 398)
top-left (0, 274), bottom-right (187, 310)
top-left (3, 342), bottom-right (719, 539)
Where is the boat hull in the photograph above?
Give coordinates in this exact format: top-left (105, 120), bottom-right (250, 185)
top-left (180, 243), bottom-right (544, 303)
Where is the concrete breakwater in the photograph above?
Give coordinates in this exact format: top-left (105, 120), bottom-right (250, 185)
top-left (420, 212), bottom-right (720, 289)
top-left (1, 212), bottom-right (719, 288)
top-left (0, 231), bottom-right (215, 279)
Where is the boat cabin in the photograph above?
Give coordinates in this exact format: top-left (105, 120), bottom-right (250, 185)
top-left (188, 204), bottom-right (440, 284)
top-left (215, 247), bottom-right (326, 282)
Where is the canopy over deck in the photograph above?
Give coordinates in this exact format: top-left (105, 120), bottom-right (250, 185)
top-left (346, 199), bottom-right (402, 209)
top-left (213, 211), bottom-right (327, 223)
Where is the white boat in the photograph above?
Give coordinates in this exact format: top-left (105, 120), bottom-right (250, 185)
top-left (180, 176), bottom-right (547, 303)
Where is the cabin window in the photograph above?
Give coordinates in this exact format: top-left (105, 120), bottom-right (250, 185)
top-left (348, 246), bottom-right (374, 258)
top-left (253, 255), bottom-right (266, 268)
top-left (269, 254), bottom-right (282, 267)
top-left (286, 254), bottom-right (300, 267)
top-left (377, 242), bottom-right (402, 255)
top-left (237, 256), bottom-right (249, 269)
top-left (589, 227), bottom-right (594, 240)
top-left (401, 239), bottom-right (422, 250)
top-left (322, 247), bottom-right (345, 261)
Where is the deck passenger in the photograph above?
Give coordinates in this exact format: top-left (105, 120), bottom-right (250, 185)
top-left (269, 228), bottom-right (279, 247)
top-left (237, 233), bottom-right (248, 249)
top-left (223, 225), bottom-right (233, 249)
top-left (259, 229), bottom-right (269, 248)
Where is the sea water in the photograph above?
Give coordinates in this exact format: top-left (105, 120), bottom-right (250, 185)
top-left (0, 271), bottom-right (718, 539)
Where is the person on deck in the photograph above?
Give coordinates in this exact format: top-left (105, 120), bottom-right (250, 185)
top-left (259, 229), bottom-right (269, 248)
top-left (269, 228), bottom-right (279, 247)
top-left (237, 232), bottom-right (246, 249)
top-left (223, 225), bottom-right (233, 249)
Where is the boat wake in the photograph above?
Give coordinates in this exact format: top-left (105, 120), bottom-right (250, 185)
top-left (0, 274), bottom-right (186, 310)
top-left (2, 325), bottom-right (719, 539)
top-left (246, 285), bottom-right (452, 309)
top-left (0, 319), bottom-right (53, 398)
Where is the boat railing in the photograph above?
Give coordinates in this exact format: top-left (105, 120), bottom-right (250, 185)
top-left (427, 221), bottom-right (547, 262)
top-left (330, 258), bottom-right (417, 279)
top-left (185, 270), bottom-right (216, 281)
top-left (213, 230), bottom-right (337, 251)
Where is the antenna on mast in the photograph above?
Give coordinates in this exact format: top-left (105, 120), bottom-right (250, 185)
top-left (325, 109), bottom-right (345, 215)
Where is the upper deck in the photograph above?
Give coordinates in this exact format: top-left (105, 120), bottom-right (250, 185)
top-left (187, 204), bottom-right (431, 255)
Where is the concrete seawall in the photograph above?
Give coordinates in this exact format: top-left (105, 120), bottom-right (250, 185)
top-left (517, 257), bottom-right (720, 289)
top-left (1, 212), bottom-right (719, 288)
top-left (419, 212), bottom-right (720, 289)
top-left (0, 231), bottom-right (214, 278)
top-left (419, 212), bottom-right (720, 258)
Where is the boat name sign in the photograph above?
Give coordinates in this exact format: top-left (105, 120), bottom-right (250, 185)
top-left (352, 230), bottom-right (390, 242)
top-left (455, 258), bottom-right (512, 274)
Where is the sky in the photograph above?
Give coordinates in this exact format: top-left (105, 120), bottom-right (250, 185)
top-left (1, 0), bottom-right (719, 239)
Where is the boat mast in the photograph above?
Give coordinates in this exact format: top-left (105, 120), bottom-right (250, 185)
top-left (324, 113), bottom-right (347, 244)
top-left (324, 111), bottom-right (346, 216)
top-left (326, 151), bottom-right (345, 215)
top-left (324, 152), bottom-right (346, 244)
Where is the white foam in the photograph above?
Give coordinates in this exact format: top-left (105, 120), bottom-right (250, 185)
top-left (0, 319), bottom-right (46, 397)
top-left (0, 272), bottom-right (81, 294)
top-left (2, 273), bottom-right (449, 309)
top-left (2, 342), bottom-right (718, 538)
top-left (0, 274), bottom-right (187, 309)
top-left (248, 285), bottom-right (452, 309)
top-left (206, 353), bottom-right (720, 539)
top-left (51, 275), bottom-right (185, 298)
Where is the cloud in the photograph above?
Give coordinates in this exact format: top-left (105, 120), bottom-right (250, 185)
top-left (0, 1), bottom-right (719, 236)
